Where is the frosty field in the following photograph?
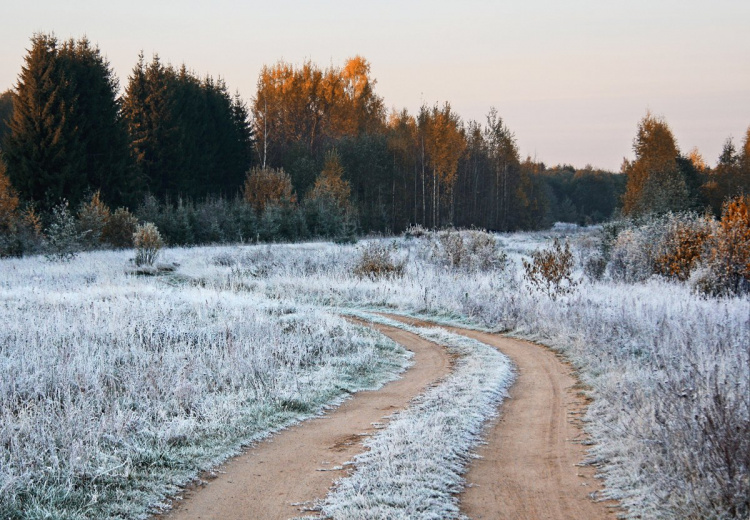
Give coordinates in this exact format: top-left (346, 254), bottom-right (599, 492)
top-left (1, 228), bottom-right (748, 519)
top-left (0, 252), bottom-right (409, 518)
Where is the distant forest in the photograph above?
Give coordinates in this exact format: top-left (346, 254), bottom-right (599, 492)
top-left (0, 33), bottom-right (748, 248)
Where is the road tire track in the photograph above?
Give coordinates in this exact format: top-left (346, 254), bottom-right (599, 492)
top-left (381, 313), bottom-right (619, 520)
top-left (156, 322), bottom-right (452, 520)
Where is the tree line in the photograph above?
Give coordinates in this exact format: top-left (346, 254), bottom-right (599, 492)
top-left (0, 34), bottom-right (252, 212)
top-left (1, 32), bottom-right (748, 255)
top-left (621, 112), bottom-right (750, 218)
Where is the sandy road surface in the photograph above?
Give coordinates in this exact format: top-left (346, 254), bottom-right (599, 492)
top-left (157, 322), bottom-right (452, 520)
top-left (382, 313), bottom-right (617, 520)
top-left (159, 314), bottom-right (617, 520)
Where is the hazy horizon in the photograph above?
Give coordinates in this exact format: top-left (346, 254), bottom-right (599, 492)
top-left (2, 0), bottom-right (748, 171)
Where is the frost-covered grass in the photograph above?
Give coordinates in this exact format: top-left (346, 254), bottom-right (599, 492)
top-left (2, 227), bottom-right (748, 519)
top-left (0, 251), bottom-right (409, 519)
top-left (183, 232), bottom-right (748, 519)
top-left (315, 312), bottom-right (513, 520)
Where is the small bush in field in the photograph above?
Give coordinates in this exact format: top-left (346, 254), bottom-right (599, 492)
top-left (403, 223), bottom-right (428, 239)
top-left (353, 241), bottom-right (406, 280)
top-left (44, 200), bottom-right (82, 261)
top-left (102, 207), bottom-right (138, 248)
top-left (607, 228), bottom-right (653, 283)
top-left (653, 214), bottom-right (711, 281)
top-left (523, 238), bottom-right (578, 299)
top-left (1, 206), bottom-right (44, 257)
top-left (697, 195), bottom-right (750, 296)
top-left (133, 222), bottom-right (164, 267)
top-left (77, 191), bottom-right (111, 249)
top-left (429, 229), bottom-right (506, 271)
top-left (583, 254), bottom-right (607, 281)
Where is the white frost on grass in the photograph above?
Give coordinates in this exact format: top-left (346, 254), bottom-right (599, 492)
top-left (315, 312), bottom-right (514, 520)
top-left (0, 250), bottom-right (410, 519)
top-left (3, 229), bottom-right (748, 519)
top-left (188, 234), bottom-right (748, 519)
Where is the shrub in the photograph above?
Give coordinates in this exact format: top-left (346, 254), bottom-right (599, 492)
top-left (523, 238), bottom-right (578, 299)
top-left (102, 207), bottom-right (138, 248)
top-left (403, 224), bottom-right (428, 239)
top-left (353, 241), bottom-right (406, 280)
top-left (76, 191), bottom-right (111, 249)
top-left (428, 229), bottom-right (506, 271)
top-left (653, 214), bottom-right (711, 281)
top-left (133, 222), bottom-right (164, 267)
top-left (599, 219), bottom-right (631, 261)
top-left (1, 206), bottom-right (44, 258)
top-left (258, 203), bottom-right (282, 241)
top-left (304, 194), bottom-right (348, 239)
top-left (607, 228), bottom-right (654, 283)
top-left (244, 167), bottom-right (296, 213)
top-left (606, 213), bottom-right (715, 284)
top-left (44, 200), bottom-right (82, 261)
top-left (224, 197), bottom-right (258, 243)
top-left (190, 197), bottom-right (224, 244)
top-left (583, 254), bottom-right (607, 281)
top-left (697, 196), bottom-right (750, 296)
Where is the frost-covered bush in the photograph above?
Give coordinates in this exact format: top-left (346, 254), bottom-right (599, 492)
top-left (402, 223), bottom-right (428, 239)
top-left (76, 191), bottom-right (111, 249)
top-left (353, 241), bottom-right (406, 280)
top-left (697, 196), bottom-right (750, 296)
top-left (605, 207), bottom-right (750, 296)
top-left (523, 238), bottom-right (578, 299)
top-left (652, 213), bottom-right (712, 281)
top-left (424, 228), bottom-right (506, 271)
top-left (44, 200), bottom-right (83, 261)
top-left (102, 207), bottom-right (138, 248)
top-left (133, 222), bottom-right (164, 267)
top-left (583, 254), bottom-right (607, 281)
top-left (607, 228), bottom-right (654, 282)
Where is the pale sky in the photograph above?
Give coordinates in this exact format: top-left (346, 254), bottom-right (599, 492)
top-left (2, 0), bottom-right (749, 171)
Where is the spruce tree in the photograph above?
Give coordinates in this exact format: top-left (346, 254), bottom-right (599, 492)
top-left (58, 38), bottom-right (132, 206)
top-left (4, 34), bottom-right (131, 209)
top-left (5, 34), bottom-right (84, 209)
top-left (0, 90), bottom-right (13, 149)
top-left (123, 56), bottom-right (252, 200)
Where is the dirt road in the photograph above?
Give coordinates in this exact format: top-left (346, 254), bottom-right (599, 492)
top-left (159, 314), bottom-right (616, 520)
top-left (382, 314), bottom-right (617, 520)
top-left (157, 322), bottom-right (452, 520)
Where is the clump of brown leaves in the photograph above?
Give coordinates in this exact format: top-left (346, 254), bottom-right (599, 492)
top-left (523, 238), bottom-right (578, 300)
top-left (353, 241), bottom-right (406, 280)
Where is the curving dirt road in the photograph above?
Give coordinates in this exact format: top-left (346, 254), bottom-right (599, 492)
top-left (158, 314), bottom-right (617, 520)
top-left (382, 313), bottom-right (618, 520)
top-left (157, 322), bottom-right (452, 520)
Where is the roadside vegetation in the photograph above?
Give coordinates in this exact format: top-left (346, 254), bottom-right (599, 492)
top-left (193, 224), bottom-right (747, 520)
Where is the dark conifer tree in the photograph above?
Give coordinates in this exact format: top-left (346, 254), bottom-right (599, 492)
top-left (123, 56), bottom-right (252, 201)
top-left (4, 34), bottom-right (130, 209)
top-left (58, 38), bottom-right (132, 205)
top-left (0, 90), bottom-right (13, 149)
top-left (4, 34), bottom-right (84, 209)
top-left (232, 91), bottom-right (254, 174)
